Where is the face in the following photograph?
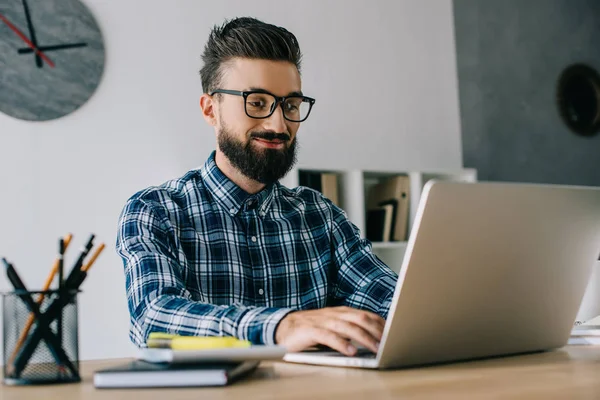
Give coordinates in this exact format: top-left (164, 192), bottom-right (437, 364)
top-left (202, 58), bottom-right (302, 184)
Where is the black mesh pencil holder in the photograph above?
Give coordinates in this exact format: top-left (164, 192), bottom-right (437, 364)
top-left (2, 289), bottom-right (81, 385)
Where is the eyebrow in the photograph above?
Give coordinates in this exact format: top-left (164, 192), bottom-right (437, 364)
top-left (247, 87), bottom-right (304, 97)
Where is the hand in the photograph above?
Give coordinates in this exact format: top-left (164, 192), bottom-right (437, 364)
top-left (275, 306), bottom-right (385, 356)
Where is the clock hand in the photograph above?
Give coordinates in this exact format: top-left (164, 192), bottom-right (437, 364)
top-left (0, 12), bottom-right (54, 68)
top-left (18, 42), bottom-right (88, 54)
top-left (21, 0), bottom-right (42, 68)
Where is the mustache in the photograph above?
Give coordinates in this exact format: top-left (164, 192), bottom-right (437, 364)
top-left (250, 132), bottom-right (291, 142)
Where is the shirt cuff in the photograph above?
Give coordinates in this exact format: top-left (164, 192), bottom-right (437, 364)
top-left (237, 307), bottom-right (295, 345)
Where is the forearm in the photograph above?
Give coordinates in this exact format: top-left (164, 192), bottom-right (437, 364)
top-left (335, 250), bottom-right (397, 318)
top-left (330, 206), bottom-right (398, 319)
top-left (131, 290), bottom-right (293, 347)
top-left (342, 271), bottom-right (396, 319)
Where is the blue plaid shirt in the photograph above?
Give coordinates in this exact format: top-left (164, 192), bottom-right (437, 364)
top-left (116, 151), bottom-right (398, 347)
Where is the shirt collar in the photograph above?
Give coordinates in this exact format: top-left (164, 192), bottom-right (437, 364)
top-left (199, 151), bottom-right (277, 217)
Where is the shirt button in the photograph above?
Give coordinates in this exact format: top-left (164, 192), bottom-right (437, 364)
top-left (251, 236), bottom-right (257, 242)
top-left (230, 207), bottom-right (236, 214)
top-left (258, 288), bottom-right (264, 296)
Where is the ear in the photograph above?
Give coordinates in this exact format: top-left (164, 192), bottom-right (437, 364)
top-left (200, 94), bottom-right (217, 126)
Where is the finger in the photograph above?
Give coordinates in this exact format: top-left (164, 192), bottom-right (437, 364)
top-left (312, 327), bottom-right (357, 356)
top-left (338, 306), bottom-right (386, 327)
top-left (280, 335), bottom-right (318, 353)
top-left (337, 310), bottom-right (385, 342)
top-left (325, 319), bottom-right (379, 353)
top-left (352, 308), bottom-right (386, 329)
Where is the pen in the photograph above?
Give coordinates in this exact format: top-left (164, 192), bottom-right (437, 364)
top-left (58, 238), bottom-right (65, 289)
top-left (65, 234), bottom-right (94, 286)
top-left (7, 233), bottom-right (73, 367)
top-left (57, 237), bottom-right (65, 364)
top-left (70, 243), bottom-right (105, 289)
top-left (2, 257), bottom-right (28, 294)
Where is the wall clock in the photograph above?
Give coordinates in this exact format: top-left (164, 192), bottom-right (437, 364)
top-left (0, 0), bottom-right (105, 121)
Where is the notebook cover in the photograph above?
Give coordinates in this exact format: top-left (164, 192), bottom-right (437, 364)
top-left (93, 360), bottom-right (259, 388)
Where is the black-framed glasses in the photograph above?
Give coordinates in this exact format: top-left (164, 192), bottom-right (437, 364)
top-left (209, 89), bottom-right (316, 122)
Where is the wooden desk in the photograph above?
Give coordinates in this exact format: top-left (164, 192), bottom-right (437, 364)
top-left (2, 346), bottom-right (600, 399)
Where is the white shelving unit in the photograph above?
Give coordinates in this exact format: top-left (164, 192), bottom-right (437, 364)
top-left (280, 166), bottom-right (477, 273)
top-left (371, 241), bottom-right (408, 250)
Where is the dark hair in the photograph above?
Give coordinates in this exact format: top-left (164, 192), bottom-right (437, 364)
top-left (200, 17), bottom-right (302, 94)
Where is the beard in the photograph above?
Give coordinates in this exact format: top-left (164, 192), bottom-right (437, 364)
top-left (217, 125), bottom-right (298, 185)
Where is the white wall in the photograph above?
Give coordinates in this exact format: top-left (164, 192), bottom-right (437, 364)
top-left (0, 0), bottom-right (462, 361)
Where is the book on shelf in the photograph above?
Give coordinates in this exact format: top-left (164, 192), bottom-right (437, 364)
top-left (93, 360), bottom-right (259, 388)
top-left (299, 170), bottom-right (340, 207)
top-left (366, 204), bottom-right (394, 242)
top-left (377, 199), bottom-right (398, 240)
top-left (366, 175), bottom-right (410, 241)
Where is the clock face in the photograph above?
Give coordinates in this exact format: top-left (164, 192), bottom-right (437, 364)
top-left (0, 0), bottom-right (105, 121)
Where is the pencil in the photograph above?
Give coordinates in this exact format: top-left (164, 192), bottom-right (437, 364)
top-left (83, 243), bottom-right (105, 272)
top-left (73, 243), bottom-right (105, 287)
top-left (7, 233), bottom-right (73, 368)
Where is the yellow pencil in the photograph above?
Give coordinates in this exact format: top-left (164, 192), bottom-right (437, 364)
top-left (82, 243), bottom-right (105, 273)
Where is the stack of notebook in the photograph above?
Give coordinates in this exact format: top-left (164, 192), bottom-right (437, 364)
top-left (94, 333), bottom-right (285, 389)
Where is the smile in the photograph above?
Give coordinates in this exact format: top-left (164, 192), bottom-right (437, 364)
top-left (253, 138), bottom-right (286, 148)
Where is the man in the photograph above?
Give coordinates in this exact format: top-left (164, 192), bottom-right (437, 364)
top-left (116, 17), bottom-right (398, 356)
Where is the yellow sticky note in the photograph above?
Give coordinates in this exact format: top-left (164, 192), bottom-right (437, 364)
top-left (147, 333), bottom-right (251, 350)
top-left (147, 332), bottom-right (178, 340)
top-left (170, 336), bottom-right (251, 350)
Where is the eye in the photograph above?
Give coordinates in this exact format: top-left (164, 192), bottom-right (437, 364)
top-left (246, 93), bottom-right (273, 110)
top-left (248, 100), bottom-right (267, 108)
top-left (285, 98), bottom-right (303, 112)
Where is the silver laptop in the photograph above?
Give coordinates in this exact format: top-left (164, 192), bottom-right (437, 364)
top-left (284, 180), bottom-right (600, 369)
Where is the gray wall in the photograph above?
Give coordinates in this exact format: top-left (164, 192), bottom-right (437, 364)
top-left (454, 0), bottom-right (600, 186)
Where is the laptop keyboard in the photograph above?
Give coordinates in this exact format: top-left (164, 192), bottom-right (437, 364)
top-left (302, 347), bottom-right (377, 359)
top-left (349, 348), bottom-right (377, 358)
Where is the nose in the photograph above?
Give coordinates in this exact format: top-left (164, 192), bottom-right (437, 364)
top-left (262, 102), bottom-right (288, 133)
